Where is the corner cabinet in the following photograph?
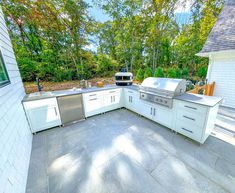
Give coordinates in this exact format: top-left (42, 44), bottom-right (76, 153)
top-left (23, 98), bottom-right (61, 133)
top-left (174, 100), bottom-right (219, 143)
top-left (124, 89), bottom-right (140, 113)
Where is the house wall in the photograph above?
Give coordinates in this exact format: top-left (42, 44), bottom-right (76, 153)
top-left (207, 53), bottom-right (235, 108)
top-left (0, 7), bottom-right (32, 193)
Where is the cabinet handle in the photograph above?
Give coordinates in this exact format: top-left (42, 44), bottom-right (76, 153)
top-left (128, 91), bottom-right (133, 93)
top-left (131, 96), bottom-right (133, 103)
top-left (181, 127), bottom-right (193, 133)
top-left (89, 94), bottom-right (97, 96)
top-left (183, 115), bottom-right (195, 121)
top-left (111, 96), bottom-right (112, 103)
top-left (54, 107), bottom-right (57, 116)
top-left (89, 98), bottom-right (97, 101)
top-left (184, 105), bottom-right (197, 110)
top-left (109, 91), bottom-right (116, 93)
top-left (153, 108), bottom-right (156, 116)
top-left (150, 107), bottom-right (152, 115)
top-left (114, 96), bottom-right (115, 102)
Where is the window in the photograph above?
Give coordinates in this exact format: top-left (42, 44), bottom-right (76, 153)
top-left (0, 49), bottom-right (10, 87)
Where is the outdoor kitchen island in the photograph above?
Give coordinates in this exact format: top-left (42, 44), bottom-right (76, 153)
top-left (23, 79), bottom-right (222, 144)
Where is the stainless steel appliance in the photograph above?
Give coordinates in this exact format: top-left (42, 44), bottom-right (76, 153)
top-left (57, 94), bottom-right (85, 125)
top-left (139, 77), bottom-right (186, 108)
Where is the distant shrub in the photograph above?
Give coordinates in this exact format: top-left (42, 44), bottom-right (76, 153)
top-left (182, 67), bottom-right (189, 79)
top-left (167, 68), bottom-right (176, 78)
top-left (154, 67), bottom-right (164, 77)
top-left (175, 68), bottom-right (181, 78)
top-left (53, 68), bottom-right (74, 82)
top-left (136, 68), bottom-right (144, 81)
top-left (144, 67), bottom-right (153, 79)
top-left (198, 66), bottom-right (207, 78)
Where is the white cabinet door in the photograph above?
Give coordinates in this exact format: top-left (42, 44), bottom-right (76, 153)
top-left (154, 105), bottom-right (174, 128)
top-left (83, 91), bottom-right (104, 117)
top-left (139, 100), bottom-right (153, 120)
top-left (103, 89), bottom-right (122, 111)
top-left (124, 89), bottom-right (140, 113)
top-left (24, 98), bottom-right (61, 133)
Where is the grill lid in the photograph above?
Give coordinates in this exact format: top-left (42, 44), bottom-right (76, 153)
top-left (140, 77), bottom-right (186, 96)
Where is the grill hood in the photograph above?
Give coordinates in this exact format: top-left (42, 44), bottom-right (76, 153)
top-left (140, 77), bottom-right (186, 97)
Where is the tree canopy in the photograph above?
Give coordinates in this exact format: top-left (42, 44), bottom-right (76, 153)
top-left (0, 0), bottom-right (224, 82)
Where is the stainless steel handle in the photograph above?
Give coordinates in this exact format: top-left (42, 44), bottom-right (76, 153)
top-left (183, 115), bottom-right (195, 121)
top-left (109, 91), bottom-right (116, 93)
top-left (181, 127), bottom-right (193, 133)
top-left (111, 96), bottom-right (112, 103)
top-left (131, 96), bottom-right (132, 103)
top-left (128, 91), bottom-right (133, 93)
top-left (114, 96), bottom-right (115, 102)
top-left (89, 94), bottom-right (97, 96)
top-left (89, 98), bottom-right (97, 101)
top-left (54, 107), bottom-right (57, 116)
top-left (184, 105), bottom-right (197, 110)
top-left (153, 108), bottom-right (156, 116)
top-left (150, 107), bottom-right (152, 115)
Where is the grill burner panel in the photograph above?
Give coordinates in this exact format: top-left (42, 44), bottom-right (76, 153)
top-left (140, 92), bottom-right (173, 108)
top-left (139, 77), bottom-right (186, 108)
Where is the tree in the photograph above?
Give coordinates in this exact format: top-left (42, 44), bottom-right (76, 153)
top-left (167, 68), bottom-right (176, 78)
top-left (144, 67), bottom-right (152, 79)
top-left (154, 67), bottom-right (164, 77)
top-left (136, 68), bottom-right (144, 81)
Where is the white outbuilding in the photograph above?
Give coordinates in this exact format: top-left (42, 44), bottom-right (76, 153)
top-left (197, 0), bottom-right (235, 109)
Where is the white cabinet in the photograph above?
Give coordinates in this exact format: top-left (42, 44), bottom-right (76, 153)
top-left (83, 88), bottom-right (123, 117)
top-left (23, 98), bottom-right (61, 133)
top-left (139, 100), bottom-right (174, 128)
top-left (103, 89), bottom-right (122, 111)
top-left (154, 105), bottom-right (174, 128)
top-left (124, 89), bottom-right (140, 113)
top-left (174, 100), bottom-right (219, 143)
top-left (83, 91), bottom-right (104, 117)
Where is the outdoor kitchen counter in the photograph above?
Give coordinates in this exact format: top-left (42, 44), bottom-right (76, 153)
top-left (174, 93), bottom-right (223, 107)
top-left (22, 84), bottom-right (139, 102)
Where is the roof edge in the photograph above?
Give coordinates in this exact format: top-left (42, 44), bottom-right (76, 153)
top-left (196, 49), bottom-right (235, 58)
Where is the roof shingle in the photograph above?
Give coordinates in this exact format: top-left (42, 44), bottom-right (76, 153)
top-left (199, 0), bottom-right (235, 54)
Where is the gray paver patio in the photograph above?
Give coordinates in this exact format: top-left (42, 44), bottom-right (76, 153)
top-left (26, 109), bottom-right (235, 193)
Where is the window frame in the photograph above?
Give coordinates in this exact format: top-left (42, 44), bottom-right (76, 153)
top-left (0, 48), bottom-right (10, 88)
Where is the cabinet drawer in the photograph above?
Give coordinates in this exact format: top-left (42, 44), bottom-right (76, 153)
top-left (83, 92), bottom-right (103, 101)
top-left (24, 98), bottom-right (57, 109)
top-left (103, 89), bottom-right (121, 96)
top-left (176, 110), bottom-right (206, 128)
top-left (175, 120), bottom-right (203, 142)
top-left (176, 100), bottom-right (207, 115)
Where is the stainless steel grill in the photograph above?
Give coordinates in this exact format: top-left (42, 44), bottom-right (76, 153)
top-left (139, 77), bottom-right (186, 108)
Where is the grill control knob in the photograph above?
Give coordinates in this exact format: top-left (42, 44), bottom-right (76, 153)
top-left (164, 100), bottom-right (167, 104)
top-left (160, 99), bottom-right (163, 102)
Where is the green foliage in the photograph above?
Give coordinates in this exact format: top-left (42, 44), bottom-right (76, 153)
top-left (175, 67), bottom-right (181, 78)
top-left (198, 66), bottom-right (207, 78)
top-left (144, 67), bottom-right (152, 79)
top-left (154, 67), bottom-right (164, 77)
top-left (182, 67), bottom-right (189, 79)
top-left (0, 0), bottom-right (224, 83)
top-left (17, 58), bottom-right (38, 81)
top-left (96, 54), bottom-right (119, 77)
top-left (136, 68), bottom-right (144, 81)
top-left (167, 68), bottom-right (177, 78)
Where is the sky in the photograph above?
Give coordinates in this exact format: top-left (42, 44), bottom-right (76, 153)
top-left (84, 0), bottom-right (192, 52)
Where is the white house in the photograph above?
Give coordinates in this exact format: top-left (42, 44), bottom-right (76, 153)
top-left (0, 6), bottom-right (32, 193)
top-left (197, 0), bottom-right (235, 109)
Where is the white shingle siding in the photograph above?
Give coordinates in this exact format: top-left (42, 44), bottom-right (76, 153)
top-left (207, 54), bottom-right (235, 108)
top-left (0, 7), bottom-right (32, 193)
